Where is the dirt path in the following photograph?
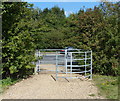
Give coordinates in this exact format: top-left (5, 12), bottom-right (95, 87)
top-left (1, 64), bottom-right (104, 99)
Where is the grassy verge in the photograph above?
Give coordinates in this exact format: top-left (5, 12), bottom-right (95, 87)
top-left (0, 77), bottom-right (21, 94)
top-left (93, 74), bottom-right (118, 99)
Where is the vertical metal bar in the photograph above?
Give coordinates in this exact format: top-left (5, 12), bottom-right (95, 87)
top-left (39, 49), bottom-right (41, 57)
top-left (37, 49), bottom-right (39, 57)
top-left (38, 60), bottom-right (40, 72)
top-left (34, 50), bottom-right (37, 74)
top-left (38, 49), bottom-right (40, 72)
top-left (85, 52), bottom-right (87, 76)
top-left (90, 50), bottom-right (92, 79)
top-left (65, 49), bottom-right (67, 74)
top-left (38, 49), bottom-right (40, 57)
top-left (56, 51), bottom-right (58, 80)
top-left (34, 65), bottom-right (37, 74)
top-left (70, 52), bottom-right (72, 77)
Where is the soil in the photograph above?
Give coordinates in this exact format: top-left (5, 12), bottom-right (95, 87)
top-left (1, 64), bottom-right (104, 99)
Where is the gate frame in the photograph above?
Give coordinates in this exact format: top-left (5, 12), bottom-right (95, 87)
top-left (55, 50), bottom-right (92, 80)
top-left (34, 49), bottom-right (92, 80)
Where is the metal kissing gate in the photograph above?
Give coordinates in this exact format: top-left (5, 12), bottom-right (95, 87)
top-left (35, 49), bottom-right (92, 80)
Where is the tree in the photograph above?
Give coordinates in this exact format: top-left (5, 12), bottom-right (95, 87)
top-left (67, 2), bottom-right (119, 75)
top-left (2, 2), bottom-right (36, 79)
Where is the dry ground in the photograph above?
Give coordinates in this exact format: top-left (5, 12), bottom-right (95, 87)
top-left (1, 64), bottom-right (104, 99)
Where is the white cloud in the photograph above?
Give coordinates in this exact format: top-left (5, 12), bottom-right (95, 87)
top-left (65, 11), bottom-right (74, 17)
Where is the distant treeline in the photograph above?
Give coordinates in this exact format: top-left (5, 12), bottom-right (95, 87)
top-left (2, 2), bottom-right (119, 79)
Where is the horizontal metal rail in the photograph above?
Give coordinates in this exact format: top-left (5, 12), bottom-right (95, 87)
top-left (72, 58), bottom-right (91, 60)
top-left (38, 69), bottom-right (61, 72)
top-left (38, 49), bottom-right (91, 51)
top-left (57, 65), bottom-right (65, 66)
top-left (67, 64), bottom-right (91, 67)
top-left (56, 75), bottom-right (91, 79)
top-left (58, 70), bottom-right (91, 74)
top-left (70, 51), bottom-right (92, 54)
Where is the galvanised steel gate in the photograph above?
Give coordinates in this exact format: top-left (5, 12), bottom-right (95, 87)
top-left (35, 49), bottom-right (92, 80)
top-left (56, 50), bottom-right (92, 80)
top-left (35, 49), bottom-right (65, 73)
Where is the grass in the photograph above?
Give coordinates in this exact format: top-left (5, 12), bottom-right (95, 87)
top-left (0, 77), bottom-right (21, 94)
top-left (93, 74), bottom-right (118, 99)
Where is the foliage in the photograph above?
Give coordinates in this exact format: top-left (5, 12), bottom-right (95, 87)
top-left (2, 2), bottom-right (119, 81)
top-left (31, 6), bottom-right (66, 49)
top-left (0, 77), bottom-right (21, 93)
top-left (2, 2), bottom-right (36, 79)
top-left (93, 74), bottom-right (118, 99)
top-left (65, 2), bottom-right (119, 76)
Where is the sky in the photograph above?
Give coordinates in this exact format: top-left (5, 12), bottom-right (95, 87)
top-left (27, 2), bottom-right (101, 16)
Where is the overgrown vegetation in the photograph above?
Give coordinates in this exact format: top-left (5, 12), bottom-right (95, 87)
top-left (1, 2), bottom-right (119, 96)
top-left (0, 77), bottom-right (22, 93)
top-left (93, 74), bottom-right (118, 99)
top-left (28, 2), bottom-right (119, 76)
top-left (2, 2), bottom-right (36, 79)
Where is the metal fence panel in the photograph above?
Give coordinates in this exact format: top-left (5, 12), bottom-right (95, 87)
top-left (34, 49), bottom-right (92, 80)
